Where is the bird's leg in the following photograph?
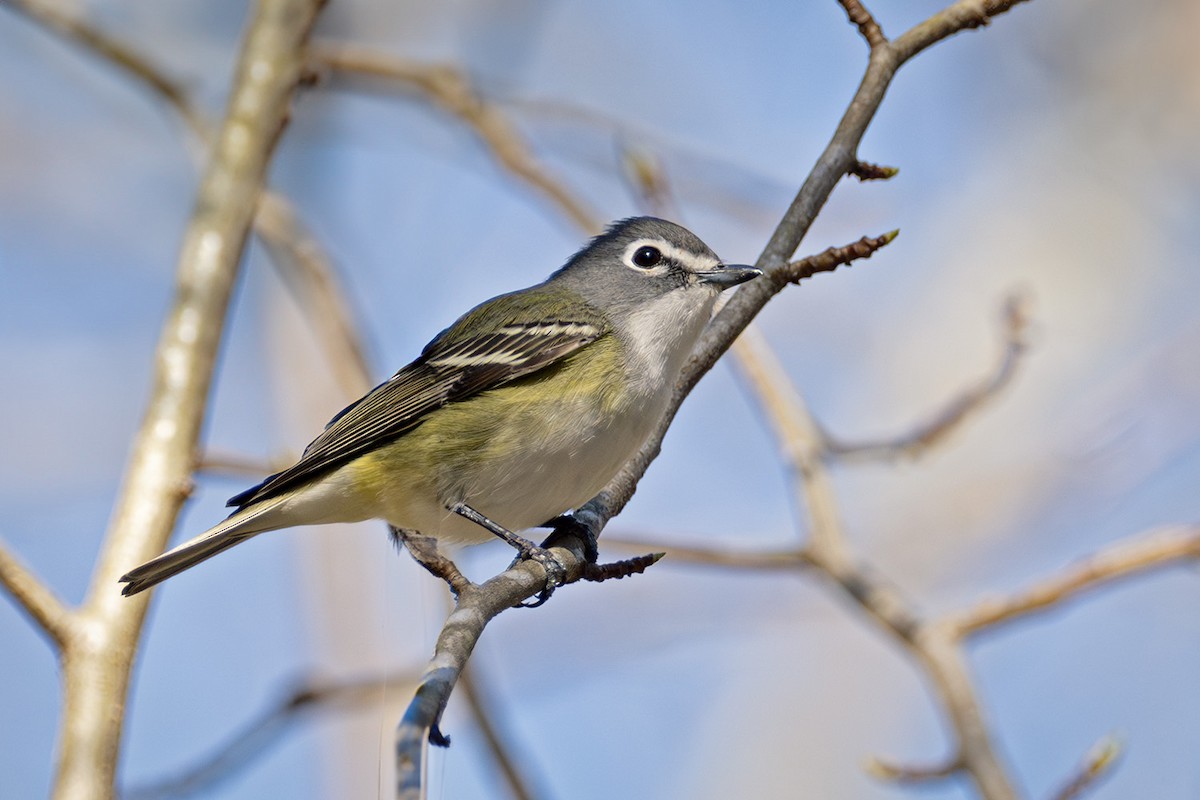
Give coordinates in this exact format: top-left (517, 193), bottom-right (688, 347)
top-left (539, 515), bottom-right (599, 564)
top-left (447, 501), bottom-right (566, 606)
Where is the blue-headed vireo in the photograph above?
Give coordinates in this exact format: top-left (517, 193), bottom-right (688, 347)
top-left (120, 217), bottom-right (760, 597)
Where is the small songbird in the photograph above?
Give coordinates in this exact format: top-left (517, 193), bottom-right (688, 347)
top-left (120, 217), bottom-right (760, 597)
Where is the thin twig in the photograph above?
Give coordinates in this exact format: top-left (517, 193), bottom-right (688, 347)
top-left (776, 230), bottom-right (898, 288)
top-left (311, 42), bottom-right (603, 234)
top-left (948, 526), bottom-right (1200, 639)
top-left (0, 540), bottom-right (73, 648)
top-left (837, 0), bottom-right (888, 48)
top-left (826, 293), bottom-right (1029, 461)
top-left (46, 3), bottom-right (328, 798)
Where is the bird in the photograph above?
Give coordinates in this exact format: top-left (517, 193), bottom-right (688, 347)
top-left (119, 217), bottom-right (760, 597)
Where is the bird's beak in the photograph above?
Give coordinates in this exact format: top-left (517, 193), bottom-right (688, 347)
top-left (696, 264), bottom-right (762, 288)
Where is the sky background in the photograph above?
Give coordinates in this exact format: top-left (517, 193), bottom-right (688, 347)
top-left (3, 1), bottom-right (1200, 798)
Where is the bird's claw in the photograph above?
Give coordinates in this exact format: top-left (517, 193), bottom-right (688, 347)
top-left (509, 544), bottom-right (567, 607)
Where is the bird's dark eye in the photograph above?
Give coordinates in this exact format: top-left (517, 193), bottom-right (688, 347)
top-left (631, 246), bottom-right (662, 268)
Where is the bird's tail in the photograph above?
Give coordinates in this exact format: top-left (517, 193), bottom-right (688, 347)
top-left (119, 495), bottom-right (291, 596)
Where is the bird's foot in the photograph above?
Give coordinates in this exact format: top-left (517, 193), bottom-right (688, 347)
top-left (539, 514), bottom-right (600, 564)
top-left (507, 541), bottom-right (567, 608)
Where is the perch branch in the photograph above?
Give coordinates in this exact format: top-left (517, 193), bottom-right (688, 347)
top-left (575, 0), bottom-right (1035, 540)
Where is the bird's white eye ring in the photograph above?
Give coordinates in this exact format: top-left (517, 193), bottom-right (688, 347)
top-left (631, 245), bottom-right (662, 269)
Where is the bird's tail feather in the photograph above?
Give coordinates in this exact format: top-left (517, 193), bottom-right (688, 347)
top-left (119, 496), bottom-right (290, 596)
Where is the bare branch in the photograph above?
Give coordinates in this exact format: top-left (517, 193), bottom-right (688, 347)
top-left (617, 144), bottom-right (679, 219)
top-left (891, 0), bottom-right (1035, 63)
top-left (0, 540), bottom-right (73, 648)
top-left (577, 0), bottom-right (1038, 539)
top-left (580, 552), bottom-right (664, 582)
top-left (5, 0), bottom-right (208, 141)
top-left (311, 42), bottom-right (603, 235)
top-left (948, 526), bottom-right (1200, 639)
top-left (255, 193), bottom-right (376, 398)
top-left (48, 3), bottom-right (327, 798)
top-left (124, 671), bottom-right (418, 800)
top-left (837, 0), bottom-right (888, 48)
top-left (776, 230), bottom-right (898, 288)
top-left (826, 293), bottom-right (1029, 461)
top-left (395, 543), bottom-right (586, 799)
top-left (1048, 733), bottom-right (1122, 800)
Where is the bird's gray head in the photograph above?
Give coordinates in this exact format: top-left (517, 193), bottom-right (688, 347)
top-left (548, 217), bottom-right (760, 320)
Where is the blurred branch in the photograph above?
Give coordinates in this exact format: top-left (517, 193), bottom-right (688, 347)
top-left (124, 671), bottom-right (418, 800)
top-left (195, 450), bottom-right (292, 480)
top-left (948, 526), bottom-right (1200, 638)
top-left (865, 754), bottom-right (962, 784)
top-left (4, 0), bottom-right (208, 141)
top-left (45, 3), bottom-right (327, 799)
top-left (0, 539), bottom-right (73, 648)
top-left (456, 666), bottom-right (544, 800)
top-left (825, 293), bottom-right (1029, 461)
top-left (1048, 734), bottom-right (1122, 800)
top-left (255, 193), bottom-right (376, 398)
top-left (310, 42), bottom-right (603, 235)
top-left (604, 536), bottom-right (813, 572)
top-left (732, 321), bottom-right (1015, 798)
top-left (8, 0), bottom-right (376, 401)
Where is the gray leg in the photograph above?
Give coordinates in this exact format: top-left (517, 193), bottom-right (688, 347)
top-left (447, 501), bottom-right (566, 605)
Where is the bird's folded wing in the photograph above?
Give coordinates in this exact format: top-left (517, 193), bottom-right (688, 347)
top-left (226, 320), bottom-right (604, 509)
